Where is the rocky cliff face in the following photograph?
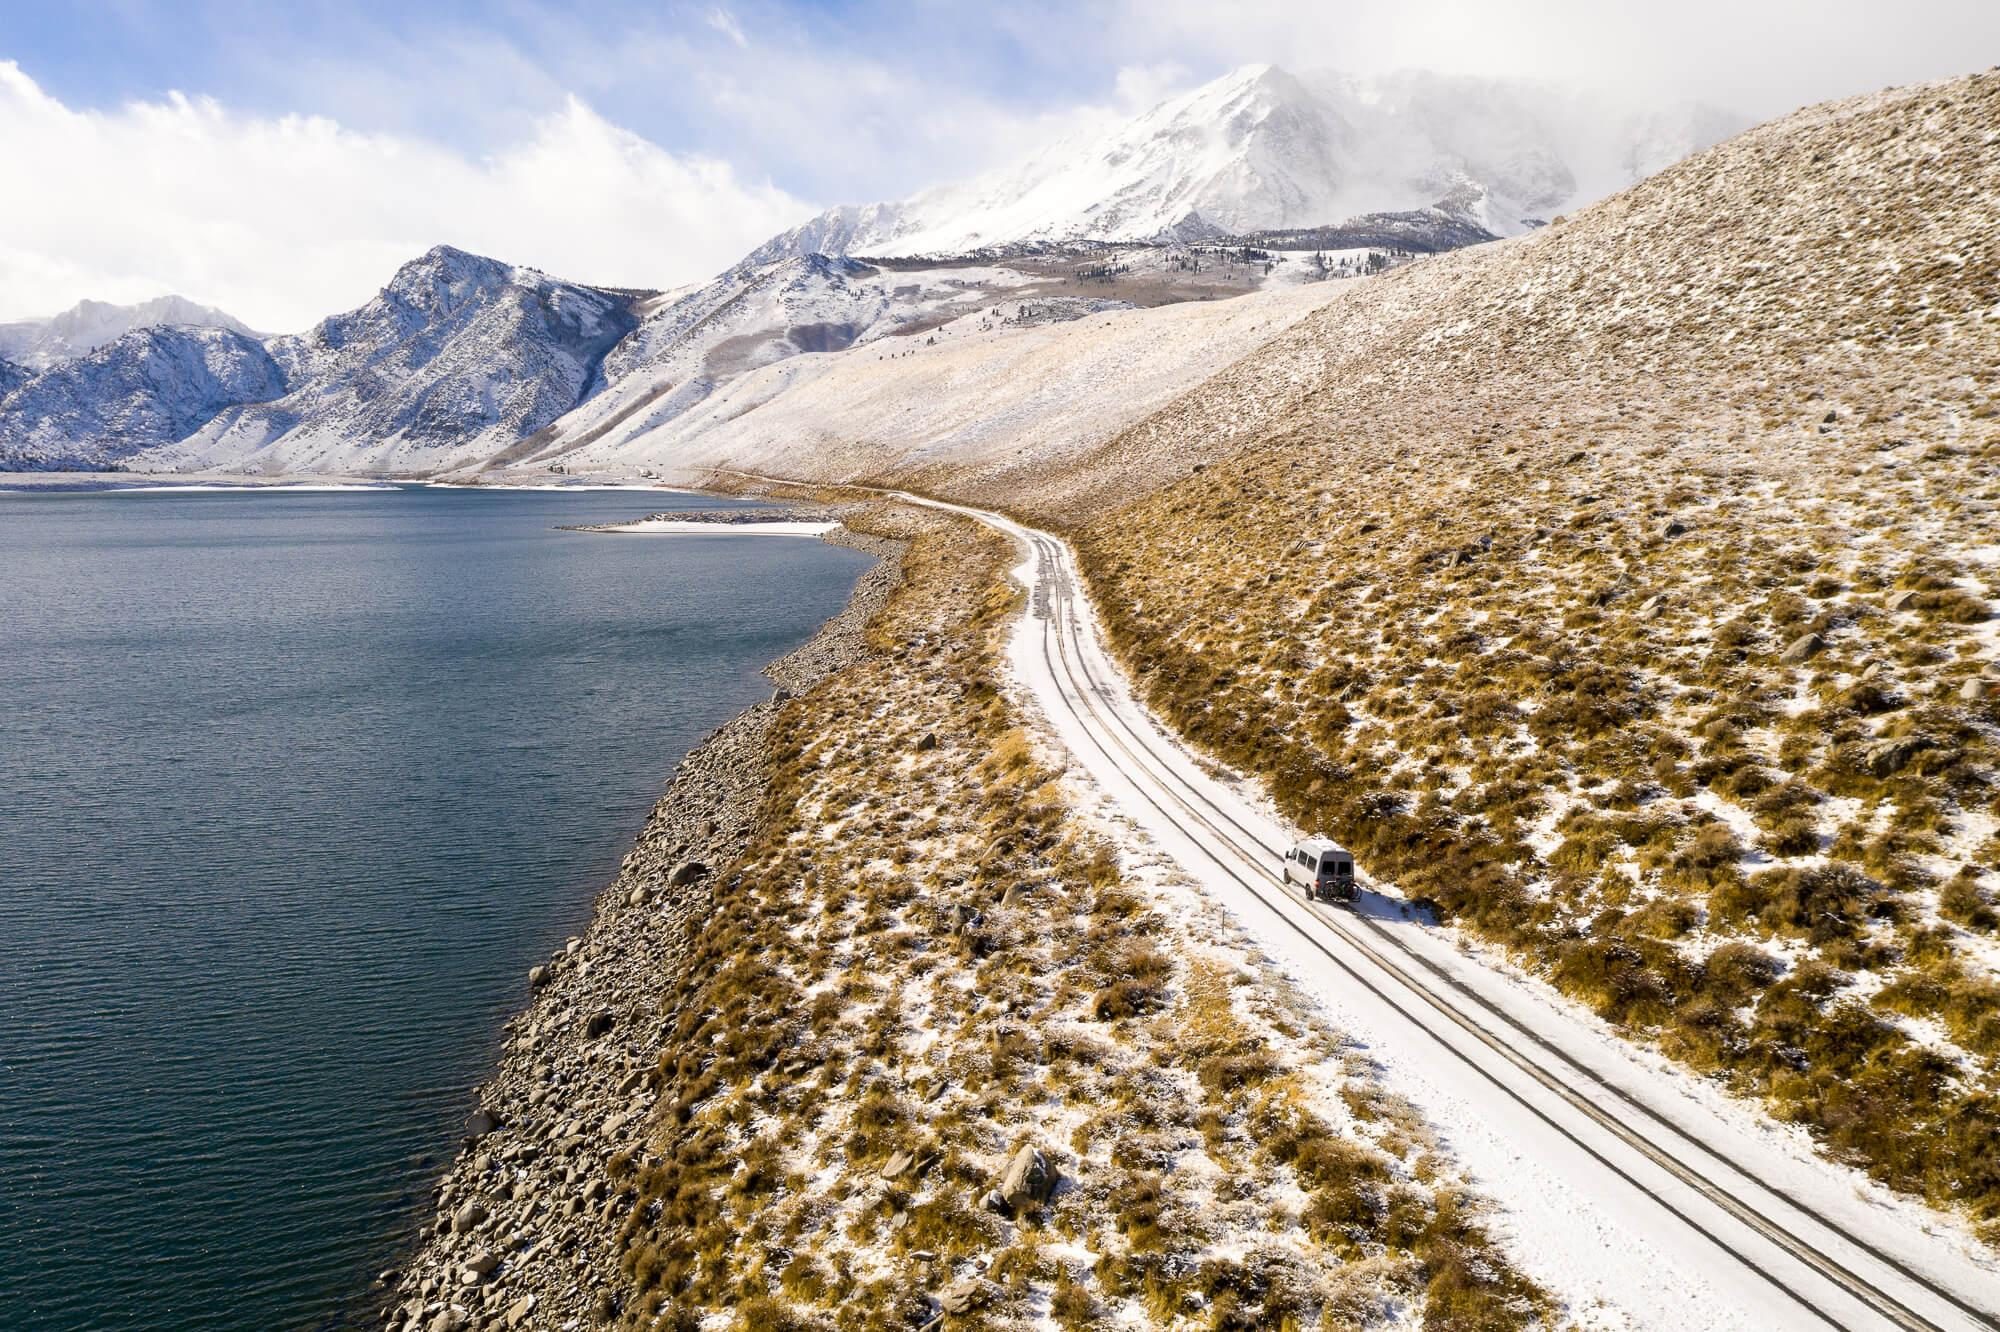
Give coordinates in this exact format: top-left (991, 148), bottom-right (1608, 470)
top-left (0, 355), bottom-right (28, 400)
top-left (0, 326), bottom-right (285, 470)
top-left (149, 246), bottom-right (648, 475)
top-left (0, 247), bottom-right (651, 474)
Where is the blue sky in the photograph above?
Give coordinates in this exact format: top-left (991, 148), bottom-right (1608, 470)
top-left (2, 0), bottom-right (1996, 328)
top-left (3, 1), bottom-right (1137, 202)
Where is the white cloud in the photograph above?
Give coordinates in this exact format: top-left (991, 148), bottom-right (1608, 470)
top-left (1112, 62), bottom-right (1196, 114)
top-left (706, 7), bottom-right (750, 49)
top-left (0, 62), bottom-right (812, 331)
top-left (1108, 0), bottom-right (2000, 119)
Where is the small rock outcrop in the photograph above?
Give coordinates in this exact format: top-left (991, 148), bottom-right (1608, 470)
top-left (1779, 632), bottom-right (1823, 664)
top-left (1862, 734), bottom-right (1936, 777)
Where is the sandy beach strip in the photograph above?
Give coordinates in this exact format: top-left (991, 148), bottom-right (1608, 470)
top-left (591, 518), bottom-right (839, 536)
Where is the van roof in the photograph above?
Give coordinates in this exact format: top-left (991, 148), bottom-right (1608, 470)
top-left (1296, 837), bottom-right (1350, 857)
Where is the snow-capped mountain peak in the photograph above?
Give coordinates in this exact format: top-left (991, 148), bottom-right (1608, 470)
top-left (749, 64), bottom-right (1740, 262)
top-left (0, 294), bottom-right (260, 370)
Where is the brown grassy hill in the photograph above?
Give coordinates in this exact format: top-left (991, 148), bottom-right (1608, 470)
top-left (1038, 72), bottom-right (2000, 1234)
top-left (609, 508), bottom-right (1540, 1330)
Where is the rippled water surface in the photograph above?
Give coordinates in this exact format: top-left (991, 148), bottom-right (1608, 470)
top-left (0, 485), bottom-right (873, 1331)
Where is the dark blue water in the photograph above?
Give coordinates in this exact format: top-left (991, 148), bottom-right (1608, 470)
top-left (0, 485), bottom-right (873, 1332)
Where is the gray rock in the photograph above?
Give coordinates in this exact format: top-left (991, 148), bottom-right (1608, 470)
top-left (451, 1201), bottom-right (489, 1235)
top-left (1779, 632), bottom-right (1823, 664)
top-left (668, 861), bottom-right (708, 887)
top-left (505, 1294), bottom-right (536, 1328)
top-left (583, 1009), bottom-right (615, 1040)
top-left (462, 1251), bottom-right (500, 1280)
top-left (881, 1149), bottom-right (915, 1180)
top-left (527, 965), bottom-right (549, 989)
top-left (626, 885), bottom-right (649, 907)
top-left (939, 1277), bottom-right (987, 1315)
top-left (466, 1108), bottom-right (504, 1139)
top-left (1636, 595), bottom-right (1664, 618)
top-left (428, 1310), bottom-right (464, 1332)
top-left (937, 904), bottom-right (982, 937)
top-left (988, 1143), bottom-right (1055, 1216)
top-left (1960, 678), bottom-right (1990, 704)
top-left (1886, 588), bottom-right (1920, 611)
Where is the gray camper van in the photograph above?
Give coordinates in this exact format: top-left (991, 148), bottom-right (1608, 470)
top-left (1284, 837), bottom-right (1355, 902)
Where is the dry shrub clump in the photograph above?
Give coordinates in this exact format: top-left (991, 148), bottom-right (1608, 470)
top-left (1056, 73), bottom-right (2000, 1240)
top-left (606, 506), bottom-right (1545, 1328)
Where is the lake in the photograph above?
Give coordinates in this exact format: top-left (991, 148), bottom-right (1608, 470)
top-left (0, 484), bottom-right (874, 1331)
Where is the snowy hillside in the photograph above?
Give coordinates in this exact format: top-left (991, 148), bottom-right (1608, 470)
top-left (0, 326), bottom-right (284, 470)
top-left (541, 277), bottom-right (1348, 488)
top-left (0, 356), bottom-right (28, 400)
top-left (499, 235), bottom-right (1342, 474)
top-left (749, 64), bottom-right (1739, 261)
top-left (501, 252), bottom-right (1052, 469)
top-left (0, 295), bottom-right (258, 370)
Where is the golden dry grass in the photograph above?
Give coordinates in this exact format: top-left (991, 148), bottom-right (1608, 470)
top-left (607, 506), bottom-right (1544, 1329)
top-left (1046, 73), bottom-right (2000, 1238)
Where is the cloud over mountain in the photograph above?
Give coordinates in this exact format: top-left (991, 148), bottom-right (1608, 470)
top-left (0, 62), bottom-right (808, 332)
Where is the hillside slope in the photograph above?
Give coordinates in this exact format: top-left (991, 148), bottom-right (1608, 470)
top-left (497, 254), bottom-right (1047, 470)
top-left (1030, 72), bottom-right (2000, 1235)
top-left (545, 277), bottom-right (1348, 484)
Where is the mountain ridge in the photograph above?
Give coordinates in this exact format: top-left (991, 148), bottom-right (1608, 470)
top-left (0, 246), bottom-right (652, 473)
top-left (0, 295), bottom-right (259, 371)
top-left (0, 325), bottom-right (285, 470)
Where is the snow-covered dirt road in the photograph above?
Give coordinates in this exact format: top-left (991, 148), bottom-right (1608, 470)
top-left (897, 491), bottom-right (2000, 1332)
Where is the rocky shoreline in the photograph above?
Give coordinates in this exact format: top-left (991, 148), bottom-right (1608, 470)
top-left (375, 525), bottom-right (905, 1332)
